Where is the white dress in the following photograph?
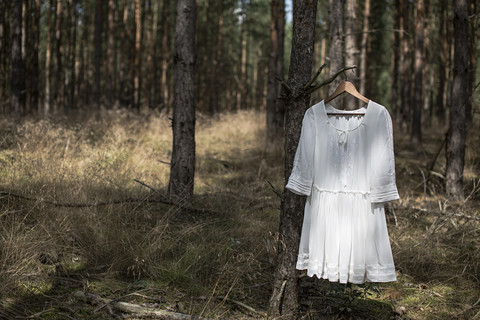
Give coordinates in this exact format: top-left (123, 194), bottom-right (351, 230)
top-left (286, 99), bottom-right (399, 284)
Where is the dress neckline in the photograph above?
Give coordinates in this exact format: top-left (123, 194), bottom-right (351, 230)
top-left (321, 99), bottom-right (372, 132)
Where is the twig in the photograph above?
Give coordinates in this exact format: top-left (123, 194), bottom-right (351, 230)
top-left (216, 296), bottom-right (266, 317)
top-left (265, 179), bottom-right (282, 199)
top-left (276, 280), bottom-right (287, 306)
top-left (306, 65), bottom-right (357, 94)
top-left (0, 191), bottom-right (170, 208)
top-left (0, 190), bottom-right (222, 215)
top-left (74, 291), bottom-right (204, 319)
top-left (133, 179), bottom-right (161, 193)
top-left (304, 63), bottom-right (327, 90)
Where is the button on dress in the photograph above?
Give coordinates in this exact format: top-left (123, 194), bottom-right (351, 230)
top-left (286, 100), bottom-right (399, 284)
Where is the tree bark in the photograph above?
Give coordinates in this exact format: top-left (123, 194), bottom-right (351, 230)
top-left (11, 0), bottom-right (25, 117)
top-left (328, 0), bottom-right (344, 96)
top-left (266, 0), bottom-right (285, 141)
top-left (168, 0), bottom-right (196, 199)
top-left (446, 0), bottom-right (468, 200)
top-left (435, 0), bottom-right (448, 125)
top-left (268, 0), bottom-right (317, 317)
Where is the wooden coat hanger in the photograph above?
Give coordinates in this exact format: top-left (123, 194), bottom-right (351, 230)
top-left (324, 80), bottom-right (370, 116)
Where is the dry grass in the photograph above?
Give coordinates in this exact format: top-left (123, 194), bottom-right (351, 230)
top-left (0, 109), bottom-right (479, 319)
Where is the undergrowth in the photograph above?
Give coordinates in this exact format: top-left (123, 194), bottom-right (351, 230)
top-left (0, 109), bottom-right (479, 319)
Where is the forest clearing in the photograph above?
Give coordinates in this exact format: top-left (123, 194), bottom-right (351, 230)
top-left (0, 109), bottom-right (479, 319)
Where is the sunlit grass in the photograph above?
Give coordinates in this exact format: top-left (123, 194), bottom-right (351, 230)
top-left (0, 109), bottom-right (479, 319)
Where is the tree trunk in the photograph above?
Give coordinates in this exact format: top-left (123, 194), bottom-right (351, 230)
top-left (44, 0), bottom-right (54, 116)
top-left (31, 0), bottom-right (41, 113)
top-left (266, 0), bottom-right (285, 141)
top-left (133, 0), bottom-right (143, 109)
top-left (94, 0), bottom-right (104, 107)
top-left (0, 1), bottom-right (5, 107)
top-left (359, 0), bottom-right (370, 98)
top-left (106, 0), bottom-right (116, 108)
top-left (328, 0), bottom-right (344, 95)
top-left (69, 0), bottom-right (78, 110)
top-left (392, 0), bottom-right (400, 117)
top-left (160, 0), bottom-right (171, 112)
top-left (466, 0), bottom-right (477, 128)
top-left (55, 0), bottom-right (63, 110)
top-left (168, 0), bottom-right (196, 199)
top-left (213, 0), bottom-right (224, 114)
top-left (118, 0), bottom-right (128, 108)
top-left (11, 0), bottom-right (25, 117)
top-left (344, 0), bottom-right (358, 109)
top-left (400, 0), bottom-right (412, 132)
top-left (268, 0), bottom-right (318, 317)
top-left (446, 0), bottom-right (468, 200)
top-left (411, 0), bottom-right (424, 143)
top-left (435, 0), bottom-right (448, 125)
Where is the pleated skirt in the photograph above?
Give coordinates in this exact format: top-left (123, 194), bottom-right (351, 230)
top-left (296, 189), bottom-right (397, 284)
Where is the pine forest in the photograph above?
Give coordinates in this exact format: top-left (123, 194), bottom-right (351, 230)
top-left (1, 0), bottom-right (479, 319)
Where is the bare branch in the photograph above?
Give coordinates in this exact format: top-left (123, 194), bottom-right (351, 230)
top-left (306, 65), bottom-right (357, 94)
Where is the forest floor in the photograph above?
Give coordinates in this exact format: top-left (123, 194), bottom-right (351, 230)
top-left (0, 109), bottom-right (479, 320)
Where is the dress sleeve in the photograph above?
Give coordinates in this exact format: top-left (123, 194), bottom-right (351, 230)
top-left (285, 108), bottom-right (315, 196)
top-left (370, 108), bottom-right (400, 203)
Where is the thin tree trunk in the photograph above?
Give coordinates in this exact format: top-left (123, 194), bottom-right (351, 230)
top-left (400, 0), bottom-right (411, 132)
top-left (32, 0), bottom-right (41, 113)
top-left (392, 0), bottom-right (401, 117)
top-left (344, 0), bottom-right (358, 109)
top-left (213, 0), bottom-right (224, 114)
top-left (411, 0), bottom-right (424, 143)
top-left (268, 0), bottom-right (318, 317)
top-left (80, 0), bottom-right (91, 107)
top-left (69, 0), bottom-right (77, 110)
top-left (168, 0), bottom-right (196, 199)
top-left (359, 0), bottom-right (370, 97)
top-left (55, 0), bottom-right (63, 110)
top-left (0, 1), bottom-right (5, 107)
top-left (446, 0), bottom-right (468, 200)
top-left (466, 0), bottom-right (477, 128)
top-left (133, 0), bottom-right (142, 109)
top-left (145, 0), bottom-right (155, 108)
top-left (106, 0), bottom-right (115, 108)
top-left (160, 0), bottom-right (170, 111)
top-left (266, 0), bottom-right (285, 141)
top-left (118, 0), bottom-right (128, 108)
top-left (44, 0), bottom-right (55, 116)
top-left (94, 0), bottom-right (103, 107)
top-left (11, 0), bottom-right (25, 117)
top-left (328, 0), bottom-right (344, 96)
top-left (436, 0), bottom-right (448, 125)
top-left (63, 0), bottom-right (71, 112)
